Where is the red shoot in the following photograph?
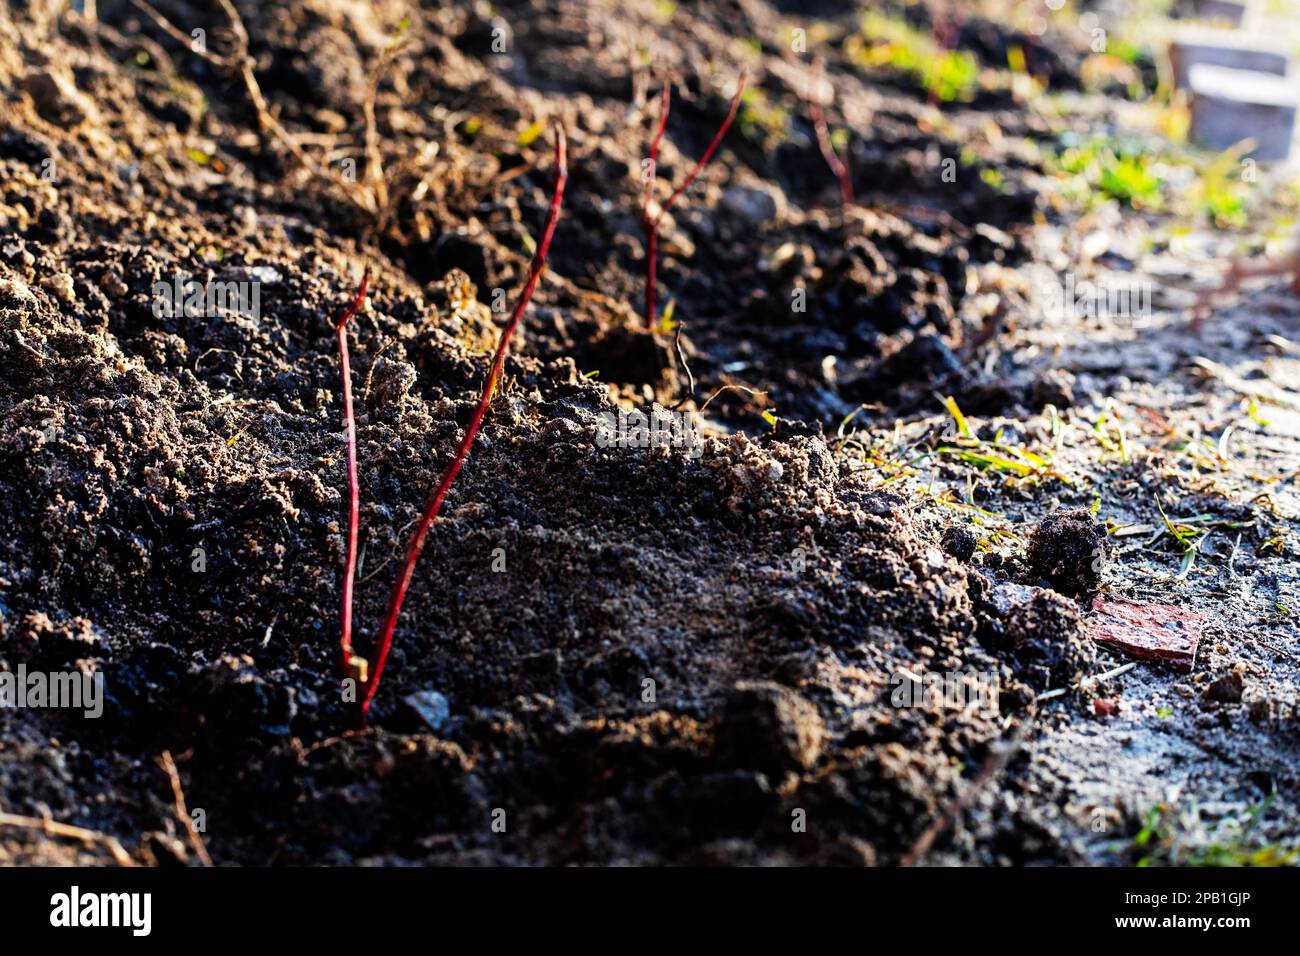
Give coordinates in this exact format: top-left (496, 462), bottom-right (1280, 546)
top-left (334, 269), bottom-right (370, 677)
top-left (358, 124), bottom-right (568, 719)
top-left (641, 73), bottom-right (746, 329)
top-left (808, 59), bottom-right (854, 208)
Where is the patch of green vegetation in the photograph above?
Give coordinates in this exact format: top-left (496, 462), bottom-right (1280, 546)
top-left (1099, 153), bottom-right (1165, 208)
top-left (516, 119), bottom-right (546, 148)
top-left (1130, 798), bottom-right (1298, 867)
top-left (1047, 129), bottom-right (1255, 226)
top-left (737, 87), bottom-right (791, 144)
top-left (1049, 134), bottom-right (1166, 210)
top-left (926, 396), bottom-right (1072, 486)
top-left (979, 167), bottom-right (1006, 193)
top-left (1245, 396), bottom-right (1272, 429)
top-left (1184, 147), bottom-right (1252, 228)
top-left (1050, 132), bottom-right (1164, 209)
top-left (849, 12), bottom-right (979, 104)
top-left (1092, 398), bottom-right (1131, 462)
top-left (1109, 38), bottom-right (1145, 68)
top-left (1151, 499), bottom-right (1254, 579)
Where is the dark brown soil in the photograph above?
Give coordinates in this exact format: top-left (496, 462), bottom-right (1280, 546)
top-left (3, 1), bottom-right (1295, 868)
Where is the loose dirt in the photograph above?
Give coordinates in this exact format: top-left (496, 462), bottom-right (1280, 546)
top-left (1, 1), bottom-right (1296, 866)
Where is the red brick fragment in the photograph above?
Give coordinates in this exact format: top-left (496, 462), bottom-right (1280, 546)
top-left (1087, 597), bottom-right (1202, 671)
top-left (1092, 698), bottom-right (1120, 718)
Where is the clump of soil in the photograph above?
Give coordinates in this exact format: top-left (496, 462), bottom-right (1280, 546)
top-left (1001, 592), bottom-right (1096, 694)
top-left (1025, 508), bottom-right (1107, 597)
top-left (941, 524), bottom-right (979, 563)
top-left (0, 0), bottom-right (1097, 866)
top-left (714, 680), bottom-right (826, 775)
top-left (1201, 668), bottom-right (1245, 706)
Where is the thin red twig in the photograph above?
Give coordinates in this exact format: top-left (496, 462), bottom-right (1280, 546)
top-left (808, 59), bottom-right (853, 208)
top-left (642, 86), bottom-right (671, 331)
top-left (334, 269), bottom-right (371, 675)
top-left (641, 73), bottom-right (746, 329)
top-left (360, 124), bottom-right (569, 719)
top-left (644, 86), bottom-right (671, 211)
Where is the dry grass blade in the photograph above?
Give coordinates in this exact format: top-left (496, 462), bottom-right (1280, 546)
top-left (157, 750), bottom-right (214, 867)
top-left (0, 810), bottom-right (134, 866)
top-left (128, 0), bottom-right (392, 215)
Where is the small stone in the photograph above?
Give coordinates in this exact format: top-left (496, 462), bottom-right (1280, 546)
top-left (402, 690), bottom-right (451, 732)
top-left (987, 581), bottom-right (1045, 617)
top-left (763, 241), bottom-right (800, 273)
top-left (715, 680), bottom-right (825, 773)
top-left (721, 184), bottom-right (779, 225)
top-left (40, 273), bottom-right (76, 304)
top-left (762, 241), bottom-right (813, 277)
top-left (249, 265), bottom-right (282, 285)
top-left (1092, 698), bottom-right (1120, 718)
top-left (0, 276), bottom-right (38, 307)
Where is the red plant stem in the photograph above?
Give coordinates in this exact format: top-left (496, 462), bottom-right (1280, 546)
top-left (809, 60), bottom-right (853, 208)
top-left (641, 72), bottom-right (746, 329)
top-left (642, 86), bottom-right (671, 331)
top-left (334, 270), bottom-right (371, 674)
top-left (810, 103), bottom-right (853, 207)
top-left (645, 86), bottom-right (671, 207)
top-left (360, 125), bottom-right (568, 718)
top-left (644, 226), bottom-right (660, 330)
top-left (658, 75), bottom-right (747, 216)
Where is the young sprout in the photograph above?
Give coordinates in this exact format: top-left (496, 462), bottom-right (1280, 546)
top-left (807, 58), bottom-right (854, 208)
top-left (641, 72), bottom-right (747, 330)
top-left (354, 125), bottom-right (569, 720)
